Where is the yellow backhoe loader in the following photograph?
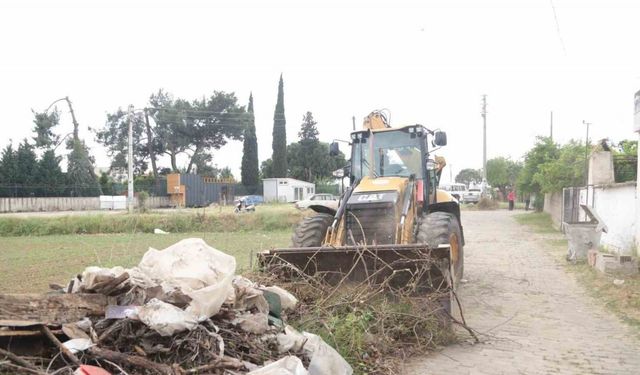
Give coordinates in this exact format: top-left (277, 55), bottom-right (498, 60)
top-left (260, 111), bottom-right (464, 312)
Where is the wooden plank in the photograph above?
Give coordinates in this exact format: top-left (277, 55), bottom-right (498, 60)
top-left (0, 294), bottom-right (107, 325)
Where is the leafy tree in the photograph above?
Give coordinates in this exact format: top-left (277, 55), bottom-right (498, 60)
top-left (271, 75), bottom-right (287, 177)
top-left (99, 172), bottom-right (114, 196)
top-left (96, 109), bottom-right (150, 175)
top-left (67, 139), bottom-right (102, 196)
top-left (455, 168), bottom-right (482, 186)
top-left (220, 167), bottom-right (234, 181)
top-left (612, 139), bottom-right (637, 182)
top-left (287, 142), bottom-right (346, 182)
top-left (14, 140), bottom-right (39, 197)
top-left (292, 112), bottom-right (321, 182)
top-left (486, 157), bottom-right (522, 198)
top-left (536, 140), bottom-right (585, 193)
top-left (298, 111), bottom-right (319, 141)
top-left (241, 93), bottom-right (260, 192)
top-left (38, 149), bottom-right (65, 196)
top-left (615, 139), bottom-right (638, 156)
top-left (191, 152), bottom-right (217, 176)
top-left (149, 89), bottom-right (246, 173)
top-left (261, 158), bottom-right (274, 179)
top-left (517, 137), bottom-right (560, 211)
top-left (32, 109), bottom-right (61, 148)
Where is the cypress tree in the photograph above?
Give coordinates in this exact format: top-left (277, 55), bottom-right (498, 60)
top-left (38, 149), bottom-right (65, 196)
top-left (271, 74), bottom-right (287, 177)
top-left (15, 140), bottom-right (38, 197)
top-left (241, 93), bottom-right (260, 192)
top-left (67, 139), bottom-right (102, 197)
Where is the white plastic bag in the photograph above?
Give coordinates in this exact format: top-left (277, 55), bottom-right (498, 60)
top-left (137, 299), bottom-right (198, 336)
top-left (136, 238), bottom-right (236, 321)
top-left (247, 356), bottom-right (309, 375)
top-left (276, 325), bottom-right (307, 353)
top-left (302, 332), bottom-right (353, 375)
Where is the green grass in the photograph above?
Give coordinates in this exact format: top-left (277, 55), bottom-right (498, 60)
top-left (0, 230), bottom-right (291, 293)
top-left (513, 212), bottom-right (558, 233)
top-left (514, 212), bottom-right (640, 330)
top-left (0, 205), bottom-right (304, 236)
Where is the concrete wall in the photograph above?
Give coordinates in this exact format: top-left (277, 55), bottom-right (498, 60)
top-left (0, 196), bottom-right (171, 213)
top-left (588, 151), bottom-right (615, 185)
top-left (544, 191), bottom-right (563, 230)
top-left (593, 183), bottom-right (637, 255)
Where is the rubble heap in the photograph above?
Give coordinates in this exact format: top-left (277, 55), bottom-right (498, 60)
top-left (0, 238), bottom-right (352, 375)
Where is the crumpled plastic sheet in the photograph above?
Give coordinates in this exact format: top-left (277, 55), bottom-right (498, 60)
top-left (276, 325), bottom-right (307, 353)
top-left (232, 311), bottom-right (270, 334)
top-left (135, 238), bottom-right (237, 322)
top-left (303, 332), bottom-right (353, 375)
top-left (262, 286), bottom-right (298, 310)
top-left (78, 239), bottom-right (237, 336)
top-left (247, 356), bottom-right (309, 375)
top-left (137, 298), bottom-right (199, 336)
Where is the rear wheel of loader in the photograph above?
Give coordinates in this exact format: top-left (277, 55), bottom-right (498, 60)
top-left (291, 213), bottom-right (334, 247)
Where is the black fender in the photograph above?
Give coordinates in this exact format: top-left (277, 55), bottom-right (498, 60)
top-left (308, 205), bottom-right (337, 216)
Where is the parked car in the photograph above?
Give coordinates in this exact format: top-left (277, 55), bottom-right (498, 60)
top-left (294, 193), bottom-right (338, 210)
top-left (235, 195), bottom-right (264, 206)
top-left (440, 182), bottom-right (467, 202)
top-left (462, 188), bottom-right (482, 204)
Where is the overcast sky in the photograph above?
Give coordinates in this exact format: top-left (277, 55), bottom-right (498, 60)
top-left (1, 0), bottom-right (639, 182)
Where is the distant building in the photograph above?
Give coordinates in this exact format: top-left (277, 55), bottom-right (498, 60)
top-left (167, 173), bottom-right (236, 207)
top-left (263, 178), bottom-right (315, 203)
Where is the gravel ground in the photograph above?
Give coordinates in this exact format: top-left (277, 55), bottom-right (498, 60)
top-left (403, 210), bottom-right (640, 375)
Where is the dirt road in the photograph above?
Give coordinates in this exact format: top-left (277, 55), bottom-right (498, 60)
top-left (403, 210), bottom-right (640, 375)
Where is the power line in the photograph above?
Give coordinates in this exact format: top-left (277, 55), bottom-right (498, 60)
top-left (550, 0), bottom-right (567, 55)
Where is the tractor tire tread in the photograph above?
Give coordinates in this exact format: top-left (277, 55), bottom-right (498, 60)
top-left (291, 213), bottom-right (334, 248)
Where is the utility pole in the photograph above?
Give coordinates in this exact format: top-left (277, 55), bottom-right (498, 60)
top-left (550, 111), bottom-right (554, 141)
top-left (583, 120), bottom-right (591, 185)
top-left (127, 105), bottom-right (135, 213)
top-left (481, 95), bottom-right (487, 182)
top-left (352, 116), bottom-right (356, 131)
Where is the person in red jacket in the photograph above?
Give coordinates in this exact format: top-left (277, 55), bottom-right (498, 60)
top-left (507, 190), bottom-right (516, 211)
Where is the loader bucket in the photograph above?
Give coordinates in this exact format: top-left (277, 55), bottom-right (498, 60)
top-left (258, 243), bottom-right (453, 313)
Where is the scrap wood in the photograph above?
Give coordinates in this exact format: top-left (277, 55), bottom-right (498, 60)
top-left (86, 272), bottom-right (130, 296)
top-left (185, 356), bottom-right (244, 373)
top-left (0, 294), bottom-right (107, 325)
top-left (40, 325), bottom-right (81, 366)
top-left (88, 347), bottom-right (175, 375)
top-left (0, 347), bottom-right (47, 375)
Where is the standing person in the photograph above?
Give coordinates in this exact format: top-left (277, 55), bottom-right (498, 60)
top-left (525, 193), bottom-right (531, 211)
top-left (507, 190), bottom-right (516, 211)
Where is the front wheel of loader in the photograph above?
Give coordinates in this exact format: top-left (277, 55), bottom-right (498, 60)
top-left (416, 212), bottom-right (464, 290)
top-left (291, 213), bottom-right (334, 247)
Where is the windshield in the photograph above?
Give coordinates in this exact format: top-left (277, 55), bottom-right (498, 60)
top-left (351, 129), bottom-right (424, 180)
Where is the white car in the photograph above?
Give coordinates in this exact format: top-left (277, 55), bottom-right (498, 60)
top-left (294, 194), bottom-right (339, 210)
top-left (462, 188), bottom-right (482, 204)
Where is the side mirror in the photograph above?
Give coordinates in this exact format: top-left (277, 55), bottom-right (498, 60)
top-left (329, 141), bottom-right (340, 156)
top-left (434, 131), bottom-right (447, 146)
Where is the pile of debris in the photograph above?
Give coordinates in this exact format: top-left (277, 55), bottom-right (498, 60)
top-left (0, 238), bottom-right (352, 375)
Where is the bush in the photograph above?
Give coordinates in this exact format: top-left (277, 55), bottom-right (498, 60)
top-left (477, 197), bottom-right (498, 210)
top-left (0, 209), bottom-right (305, 237)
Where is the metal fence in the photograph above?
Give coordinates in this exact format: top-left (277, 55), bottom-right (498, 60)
top-left (613, 155), bottom-right (637, 183)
